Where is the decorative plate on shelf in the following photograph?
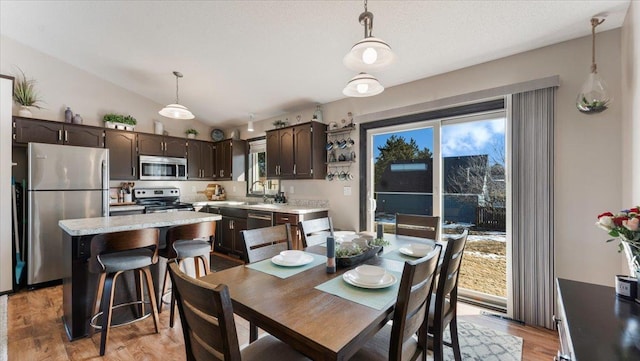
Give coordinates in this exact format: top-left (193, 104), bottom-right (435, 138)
top-left (211, 129), bottom-right (224, 141)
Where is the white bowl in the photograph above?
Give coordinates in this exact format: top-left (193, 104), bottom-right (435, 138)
top-left (280, 250), bottom-right (304, 263)
top-left (355, 265), bottom-right (386, 284)
top-left (409, 243), bottom-right (432, 257)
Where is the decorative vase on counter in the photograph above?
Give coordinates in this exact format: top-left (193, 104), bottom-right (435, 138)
top-left (65, 107), bottom-right (73, 123)
top-left (18, 106), bottom-right (32, 117)
top-left (73, 113), bottom-right (83, 124)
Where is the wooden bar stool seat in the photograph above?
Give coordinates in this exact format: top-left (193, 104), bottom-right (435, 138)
top-left (89, 228), bottom-right (161, 356)
top-left (159, 221), bottom-right (216, 328)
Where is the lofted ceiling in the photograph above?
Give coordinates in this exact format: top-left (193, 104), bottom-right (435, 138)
top-left (0, 0), bottom-right (630, 128)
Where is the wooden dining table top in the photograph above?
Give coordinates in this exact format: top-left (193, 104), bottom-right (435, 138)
top-left (199, 233), bottom-right (442, 361)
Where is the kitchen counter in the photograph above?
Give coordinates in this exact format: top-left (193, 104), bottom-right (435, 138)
top-left (59, 211), bottom-right (220, 340)
top-left (59, 211), bottom-right (221, 236)
top-left (190, 200), bottom-right (329, 214)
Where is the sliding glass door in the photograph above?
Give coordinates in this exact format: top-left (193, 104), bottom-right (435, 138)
top-left (365, 109), bottom-right (509, 310)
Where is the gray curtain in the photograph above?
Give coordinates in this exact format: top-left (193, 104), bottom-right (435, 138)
top-left (511, 87), bottom-right (555, 329)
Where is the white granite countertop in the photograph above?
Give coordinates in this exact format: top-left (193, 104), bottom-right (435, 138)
top-left (59, 211), bottom-right (221, 236)
top-left (190, 200), bottom-right (329, 214)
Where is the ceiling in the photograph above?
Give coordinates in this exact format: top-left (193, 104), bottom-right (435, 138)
top-left (0, 1), bottom-right (630, 128)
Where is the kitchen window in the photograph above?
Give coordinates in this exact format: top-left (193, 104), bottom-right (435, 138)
top-left (247, 138), bottom-right (279, 196)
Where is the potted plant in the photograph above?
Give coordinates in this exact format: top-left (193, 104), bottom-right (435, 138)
top-left (13, 68), bottom-right (43, 117)
top-left (185, 128), bottom-right (199, 139)
top-left (103, 113), bottom-right (137, 131)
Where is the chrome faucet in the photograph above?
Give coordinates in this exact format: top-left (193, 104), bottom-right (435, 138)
top-left (251, 180), bottom-right (268, 203)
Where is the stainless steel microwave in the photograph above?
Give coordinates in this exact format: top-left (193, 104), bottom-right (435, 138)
top-left (139, 155), bottom-right (187, 180)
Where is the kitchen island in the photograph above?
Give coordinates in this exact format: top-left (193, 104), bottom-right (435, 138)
top-left (59, 211), bottom-right (221, 341)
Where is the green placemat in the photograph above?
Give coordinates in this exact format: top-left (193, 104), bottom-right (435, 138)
top-left (314, 270), bottom-right (402, 310)
top-left (245, 252), bottom-right (327, 279)
top-left (379, 249), bottom-right (421, 263)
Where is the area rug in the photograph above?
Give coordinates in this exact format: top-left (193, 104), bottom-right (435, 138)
top-left (441, 320), bottom-right (523, 361)
top-left (0, 295), bottom-right (7, 361)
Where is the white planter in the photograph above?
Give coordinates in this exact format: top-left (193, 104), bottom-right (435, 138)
top-left (187, 133), bottom-right (196, 139)
top-left (18, 106), bottom-right (32, 117)
top-left (105, 121), bottom-right (135, 131)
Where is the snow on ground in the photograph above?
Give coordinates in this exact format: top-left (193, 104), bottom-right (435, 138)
top-left (467, 232), bottom-right (506, 243)
top-left (465, 251), bottom-right (505, 259)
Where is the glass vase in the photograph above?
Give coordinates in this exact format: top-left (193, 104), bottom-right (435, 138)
top-left (621, 241), bottom-right (640, 277)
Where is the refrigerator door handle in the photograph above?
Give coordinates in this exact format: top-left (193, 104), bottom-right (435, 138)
top-left (102, 160), bottom-right (109, 216)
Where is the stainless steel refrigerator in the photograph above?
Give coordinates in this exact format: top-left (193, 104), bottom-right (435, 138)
top-left (27, 143), bottom-right (109, 285)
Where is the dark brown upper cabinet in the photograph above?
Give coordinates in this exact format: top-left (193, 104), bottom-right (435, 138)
top-left (213, 139), bottom-right (246, 181)
top-left (13, 117), bottom-right (104, 148)
top-left (104, 129), bottom-right (137, 180)
top-left (138, 133), bottom-right (187, 158)
top-left (187, 139), bottom-right (216, 180)
top-left (266, 121), bottom-right (326, 179)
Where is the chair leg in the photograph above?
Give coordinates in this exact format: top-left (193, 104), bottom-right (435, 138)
top-left (249, 323), bottom-right (258, 343)
top-left (141, 266), bottom-right (160, 334)
top-left (159, 261), bottom-right (171, 313)
top-left (99, 272), bottom-right (120, 356)
top-left (169, 260), bottom-right (183, 328)
top-left (135, 269), bottom-right (145, 318)
top-left (449, 316), bottom-right (462, 361)
top-left (432, 321), bottom-right (445, 361)
top-left (196, 255), bottom-right (211, 276)
top-left (90, 273), bottom-right (106, 337)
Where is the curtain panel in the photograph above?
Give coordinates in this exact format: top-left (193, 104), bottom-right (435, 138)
top-left (511, 87), bottom-right (556, 329)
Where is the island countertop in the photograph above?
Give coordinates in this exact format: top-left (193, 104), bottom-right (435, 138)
top-left (59, 211), bottom-right (222, 236)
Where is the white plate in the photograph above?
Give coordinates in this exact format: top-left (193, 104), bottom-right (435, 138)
top-left (398, 246), bottom-right (433, 258)
top-left (271, 253), bottom-right (314, 267)
top-left (343, 270), bottom-right (398, 289)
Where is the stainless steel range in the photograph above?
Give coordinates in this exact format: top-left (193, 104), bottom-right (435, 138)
top-left (133, 187), bottom-right (194, 213)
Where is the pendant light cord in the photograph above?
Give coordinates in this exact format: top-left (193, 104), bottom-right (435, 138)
top-left (359, 0), bottom-right (373, 38)
top-left (590, 17), bottom-right (604, 73)
top-left (175, 74), bottom-right (180, 104)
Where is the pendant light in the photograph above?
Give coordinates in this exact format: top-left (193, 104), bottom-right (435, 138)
top-left (343, 73), bottom-right (384, 97)
top-left (159, 71), bottom-right (195, 120)
top-left (343, 0), bottom-right (396, 72)
top-left (247, 113), bottom-right (255, 132)
top-left (576, 17), bottom-right (611, 114)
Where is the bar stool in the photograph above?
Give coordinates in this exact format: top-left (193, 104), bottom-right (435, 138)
top-left (159, 221), bottom-right (216, 327)
top-left (89, 228), bottom-right (160, 356)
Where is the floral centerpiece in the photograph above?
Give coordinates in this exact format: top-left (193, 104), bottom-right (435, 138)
top-left (596, 206), bottom-right (640, 276)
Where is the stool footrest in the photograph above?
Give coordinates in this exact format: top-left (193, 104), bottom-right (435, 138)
top-left (90, 300), bottom-right (154, 330)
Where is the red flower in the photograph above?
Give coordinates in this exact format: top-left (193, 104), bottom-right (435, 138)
top-left (629, 207), bottom-right (639, 213)
top-left (598, 212), bottom-right (614, 219)
top-left (613, 216), bottom-right (630, 226)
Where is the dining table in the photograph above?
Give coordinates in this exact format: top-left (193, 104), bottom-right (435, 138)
top-left (199, 233), bottom-right (444, 361)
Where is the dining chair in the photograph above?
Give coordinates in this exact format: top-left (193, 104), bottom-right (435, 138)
top-left (395, 213), bottom-right (440, 240)
top-left (299, 217), bottom-right (334, 248)
top-left (89, 228), bottom-right (160, 356)
top-left (349, 245), bottom-right (442, 361)
top-left (167, 262), bottom-right (310, 361)
top-left (241, 223), bottom-right (293, 341)
top-left (241, 223), bottom-right (293, 263)
top-left (428, 229), bottom-right (469, 361)
top-left (159, 221), bottom-right (216, 328)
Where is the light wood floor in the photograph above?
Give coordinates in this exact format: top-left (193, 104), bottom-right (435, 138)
top-left (6, 285), bottom-right (558, 360)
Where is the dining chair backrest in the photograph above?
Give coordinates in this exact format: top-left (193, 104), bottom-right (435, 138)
top-left (389, 245), bottom-right (441, 360)
top-left (168, 262), bottom-right (242, 361)
top-left (89, 228), bottom-right (159, 273)
top-left (165, 221), bottom-right (217, 259)
top-left (299, 217), bottom-right (334, 248)
top-left (435, 229), bottom-right (468, 304)
top-left (395, 213), bottom-right (440, 240)
top-left (241, 224), bottom-right (293, 263)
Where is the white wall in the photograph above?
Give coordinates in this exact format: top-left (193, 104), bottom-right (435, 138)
top-left (249, 29), bottom-right (625, 286)
top-left (0, 36), bottom-right (211, 138)
top-left (622, 1), bottom-right (639, 208)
